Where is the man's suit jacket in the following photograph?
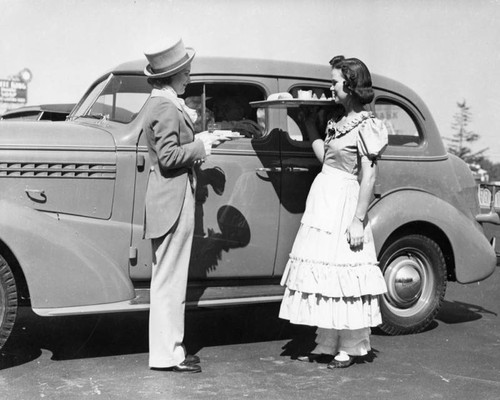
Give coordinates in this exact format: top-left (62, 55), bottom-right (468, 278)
top-left (142, 91), bottom-right (206, 239)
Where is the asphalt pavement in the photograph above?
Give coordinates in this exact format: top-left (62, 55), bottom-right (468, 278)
top-left (1, 267), bottom-right (499, 400)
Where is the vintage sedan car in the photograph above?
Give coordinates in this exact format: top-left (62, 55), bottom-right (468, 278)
top-left (0, 103), bottom-right (75, 122)
top-left (0, 57), bottom-right (497, 348)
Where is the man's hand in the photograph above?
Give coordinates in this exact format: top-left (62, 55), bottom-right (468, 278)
top-left (196, 130), bottom-right (230, 148)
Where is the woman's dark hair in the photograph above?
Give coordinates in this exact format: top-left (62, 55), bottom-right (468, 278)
top-left (147, 75), bottom-right (174, 88)
top-left (329, 55), bottom-right (374, 105)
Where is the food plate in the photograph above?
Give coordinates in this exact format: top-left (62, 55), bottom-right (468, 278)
top-left (213, 130), bottom-right (245, 138)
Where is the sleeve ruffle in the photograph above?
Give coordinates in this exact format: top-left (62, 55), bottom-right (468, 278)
top-left (356, 118), bottom-right (389, 161)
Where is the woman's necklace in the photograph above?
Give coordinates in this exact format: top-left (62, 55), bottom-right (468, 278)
top-left (325, 111), bottom-right (374, 142)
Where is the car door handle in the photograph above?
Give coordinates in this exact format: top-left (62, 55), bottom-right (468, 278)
top-left (285, 167), bottom-right (309, 172)
top-left (25, 188), bottom-right (47, 203)
top-left (25, 188), bottom-right (45, 195)
top-left (255, 167), bottom-right (282, 172)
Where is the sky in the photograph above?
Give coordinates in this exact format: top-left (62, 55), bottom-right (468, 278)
top-left (1, 0), bottom-right (500, 161)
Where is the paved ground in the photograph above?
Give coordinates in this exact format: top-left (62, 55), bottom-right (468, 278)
top-left (1, 267), bottom-right (499, 400)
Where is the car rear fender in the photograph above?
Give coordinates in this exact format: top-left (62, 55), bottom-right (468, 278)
top-left (370, 189), bottom-right (496, 283)
top-left (0, 200), bottom-right (135, 310)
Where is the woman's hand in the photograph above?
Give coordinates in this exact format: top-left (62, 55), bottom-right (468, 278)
top-left (346, 217), bottom-right (364, 248)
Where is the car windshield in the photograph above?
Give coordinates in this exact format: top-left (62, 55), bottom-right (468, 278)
top-left (70, 74), bottom-right (151, 124)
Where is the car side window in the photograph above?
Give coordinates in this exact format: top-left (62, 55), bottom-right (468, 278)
top-left (374, 100), bottom-right (421, 147)
top-left (286, 86), bottom-right (336, 142)
top-left (183, 83), bottom-right (266, 138)
top-left (41, 112), bottom-right (68, 122)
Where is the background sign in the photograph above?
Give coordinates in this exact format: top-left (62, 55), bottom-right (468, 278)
top-left (0, 78), bottom-right (27, 104)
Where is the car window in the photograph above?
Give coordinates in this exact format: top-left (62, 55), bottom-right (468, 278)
top-left (286, 86), bottom-right (336, 142)
top-left (288, 86), bottom-right (331, 101)
top-left (183, 82), bottom-right (266, 137)
top-left (40, 112), bottom-right (68, 122)
top-left (374, 100), bottom-right (421, 147)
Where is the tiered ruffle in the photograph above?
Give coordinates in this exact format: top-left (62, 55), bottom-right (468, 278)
top-left (281, 255), bottom-right (387, 298)
top-left (280, 288), bottom-right (382, 330)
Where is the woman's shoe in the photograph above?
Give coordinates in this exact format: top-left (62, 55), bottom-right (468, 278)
top-left (327, 356), bottom-right (355, 369)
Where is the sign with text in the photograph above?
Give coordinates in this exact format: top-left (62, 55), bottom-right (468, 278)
top-left (0, 78), bottom-right (27, 104)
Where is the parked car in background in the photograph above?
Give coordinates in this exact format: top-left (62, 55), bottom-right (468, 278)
top-left (0, 103), bottom-right (75, 122)
top-left (0, 57), bottom-right (497, 349)
top-left (478, 181), bottom-right (500, 259)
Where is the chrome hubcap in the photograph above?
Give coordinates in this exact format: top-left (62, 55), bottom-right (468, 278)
top-left (383, 249), bottom-right (434, 316)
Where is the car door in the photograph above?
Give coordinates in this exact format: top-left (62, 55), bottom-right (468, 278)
top-left (130, 77), bottom-right (281, 282)
top-left (184, 78), bottom-right (280, 280)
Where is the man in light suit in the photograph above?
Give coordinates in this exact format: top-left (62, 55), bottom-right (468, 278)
top-left (142, 38), bottom-right (220, 373)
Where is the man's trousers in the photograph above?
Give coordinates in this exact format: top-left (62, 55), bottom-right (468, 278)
top-left (149, 182), bottom-right (195, 368)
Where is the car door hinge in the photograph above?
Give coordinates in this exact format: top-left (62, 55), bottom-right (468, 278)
top-left (129, 246), bottom-right (138, 262)
top-left (137, 155), bottom-right (145, 172)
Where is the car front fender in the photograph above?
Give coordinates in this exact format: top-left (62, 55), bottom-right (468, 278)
top-left (370, 189), bottom-right (496, 284)
top-left (0, 200), bottom-right (135, 309)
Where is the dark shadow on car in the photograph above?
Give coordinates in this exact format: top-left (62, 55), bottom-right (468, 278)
top-left (190, 165), bottom-right (251, 282)
top-left (190, 203), bottom-right (251, 280)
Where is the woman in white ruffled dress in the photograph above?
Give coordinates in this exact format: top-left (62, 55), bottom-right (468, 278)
top-left (279, 55), bottom-right (389, 369)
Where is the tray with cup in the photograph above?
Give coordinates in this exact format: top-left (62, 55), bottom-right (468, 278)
top-left (250, 91), bottom-right (333, 109)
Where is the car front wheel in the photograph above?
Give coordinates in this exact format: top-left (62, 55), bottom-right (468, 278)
top-left (378, 234), bottom-right (447, 335)
top-left (0, 254), bottom-right (18, 349)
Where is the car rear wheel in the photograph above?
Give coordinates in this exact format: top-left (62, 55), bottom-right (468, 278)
top-left (378, 234), bottom-right (447, 335)
top-left (0, 254), bottom-right (18, 349)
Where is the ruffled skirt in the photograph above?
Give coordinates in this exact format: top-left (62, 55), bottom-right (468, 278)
top-left (279, 165), bottom-right (387, 330)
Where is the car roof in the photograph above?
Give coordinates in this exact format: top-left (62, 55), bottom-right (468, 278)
top-left (112, 56), bottom-right (333, 81)
top-left (109, 56), bottom-right (424, 107)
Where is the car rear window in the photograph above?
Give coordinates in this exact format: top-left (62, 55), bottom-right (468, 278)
top-left (375, 100), bottom-right (421, 147)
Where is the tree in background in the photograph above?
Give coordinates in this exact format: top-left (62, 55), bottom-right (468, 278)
top-left (445, 100), bottom-right (488, 164)
top-left (444, 100), bottom-right (500, 182)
